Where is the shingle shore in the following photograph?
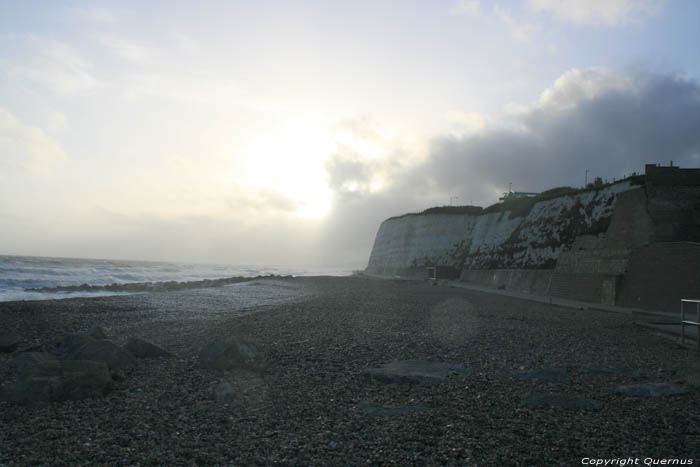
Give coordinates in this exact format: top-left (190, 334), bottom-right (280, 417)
top-left (1, 276), bottom-right (698, 465)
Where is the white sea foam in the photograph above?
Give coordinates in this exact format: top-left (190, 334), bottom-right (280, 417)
top-left (0, 255), bottom-right (351, 302)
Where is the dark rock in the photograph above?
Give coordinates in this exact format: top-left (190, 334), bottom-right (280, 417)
top-left (365, 360), bottom-right (469, 385)
top-left (509, 368), bottom-right (572, 385)
top-left (52, 327), bottom-right (107, 357)
top-left (11, 352), bottom-right (61, 380)
top-left (605, 382), bottom-right (686, 397)
top-left (124, 337), bottom-right (173, 358)
top-left (521, 392), bottom-right (603, 410)
top-left (1, 376), bottom-right (63, 404)
top-left (357, 400), bottom-right (439, 416)
top-left (1, 356), bottom-right (112, 404)
top-left (57, 360), bottom-right (113, 400)
top-left (0, 333), bottom-right (21, 353)
top-left (199, 339), bottom-right (264, 372)
top-left (54, 334), bottom-right (96, 357)
top-left (67, 339), bottom-right (137, 371)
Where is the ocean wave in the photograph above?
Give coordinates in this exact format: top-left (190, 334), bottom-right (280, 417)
top-left (0, 254), bottom-right (352, 302)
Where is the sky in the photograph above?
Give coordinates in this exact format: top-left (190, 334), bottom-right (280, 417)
top-left (1, 0), bottom-right (699, 268)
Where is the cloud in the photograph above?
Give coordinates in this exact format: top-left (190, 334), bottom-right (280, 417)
top-left (95, 35), bottom-right (156, 63)
top-left (174, 33), bottom-right (200, 54)
top-left (229, 189), bottom-right (300, 214)
top-left (0, 107), bottom-right (66, 174)
top-left (4, 39), bottom-right (101, 95)
top-left (123, 73), bottom-right (240, 104)
top-left (445, 110), bottom-right (488, 136)
top-left (70, 5), bottom-right (117, 24)
top-left (325, 146), bottom-right (373, 196)
top-left (528, 0), bottom-right (664, 26)
top-left (452, 0), bottom-right (481, 17)
top-left (537, 68), bottom-right (638, 109)
top-left (494, 5), bottom-right (539, 42)
top-left (426, 69), bottom-right (700, 198)
top-left (52, 206), bottom-right (321, 266)
top-left (320, 69), bottom-right (700, 265)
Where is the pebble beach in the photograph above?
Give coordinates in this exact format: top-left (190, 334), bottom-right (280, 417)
top-left (1, 275), bottom-right (699, 465)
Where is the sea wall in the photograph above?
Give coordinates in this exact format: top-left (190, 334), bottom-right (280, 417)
top-left (366, 182), bottom-right (637, 276)
top-left (617, 242), bottom-right (700, 312)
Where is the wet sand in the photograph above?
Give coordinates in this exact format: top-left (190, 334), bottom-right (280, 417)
top-left (1, 276), bottom-right (698, 465)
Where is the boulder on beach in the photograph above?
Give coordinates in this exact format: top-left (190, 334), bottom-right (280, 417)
top-left (57, 360), bottom-right (113, 400)
top-left (1, 352), bottom-right (112, 404)
top-left (124, 337), bottom-right (173, 358)
top-left (0, 333), bottom-right (21, 353)
top-left (54, 333), bottom-right (97, 356)
top-left (67, 339), bottom-right (137, 371)
top-left (12, 352), bottom-right (61, 379)
top-left (199, 339), bottom-right (265, 372)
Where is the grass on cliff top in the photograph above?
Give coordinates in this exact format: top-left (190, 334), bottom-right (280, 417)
top-left (387, 174), bottom-right (645, 221)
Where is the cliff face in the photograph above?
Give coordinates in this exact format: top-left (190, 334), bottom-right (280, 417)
top-left (366, 182), bottom-right (638, 276)
top-left (366, 165), bottom-right (700, 312)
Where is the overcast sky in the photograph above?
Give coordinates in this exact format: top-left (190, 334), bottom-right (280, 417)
top-left (1, 0), bottom-right (699, 267)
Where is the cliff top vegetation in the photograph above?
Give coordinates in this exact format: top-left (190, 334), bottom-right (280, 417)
top-left (387, 174), bottom-right (644, 221)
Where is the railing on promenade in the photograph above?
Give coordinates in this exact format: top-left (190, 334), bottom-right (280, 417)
top-left (681, 299), bottom-right (700, 346)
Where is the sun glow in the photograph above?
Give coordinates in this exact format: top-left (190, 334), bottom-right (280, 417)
top-left (242, 113), bottom-right (335, 218)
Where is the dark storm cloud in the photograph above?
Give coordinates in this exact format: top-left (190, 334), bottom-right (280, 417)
top-left (324, 146), bottom-right (373, 196)
top-left (318, 69), bottom-right (700, 265)
top-left (427, 70), bottom-right (700, 197)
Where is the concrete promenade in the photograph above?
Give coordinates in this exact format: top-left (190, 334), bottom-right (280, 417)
top-left (362, 272), bottom-right (700, 345)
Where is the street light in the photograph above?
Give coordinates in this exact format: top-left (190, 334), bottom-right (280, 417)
top-left (450, 196), bottom-right (459, 206)
top-left (585, 169), bottom-right (590, 187)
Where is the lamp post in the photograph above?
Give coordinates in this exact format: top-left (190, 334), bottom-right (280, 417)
top-left (450, 196), bottom-right (459, 206)
top-left (585, 169), bottom-right (590, 187)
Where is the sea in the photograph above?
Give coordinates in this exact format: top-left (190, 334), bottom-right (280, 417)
top-left (0, 255), bottom-right (353, 302)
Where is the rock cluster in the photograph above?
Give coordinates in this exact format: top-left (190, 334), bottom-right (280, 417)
top-left (1, 327), bottom-right (172, 404)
